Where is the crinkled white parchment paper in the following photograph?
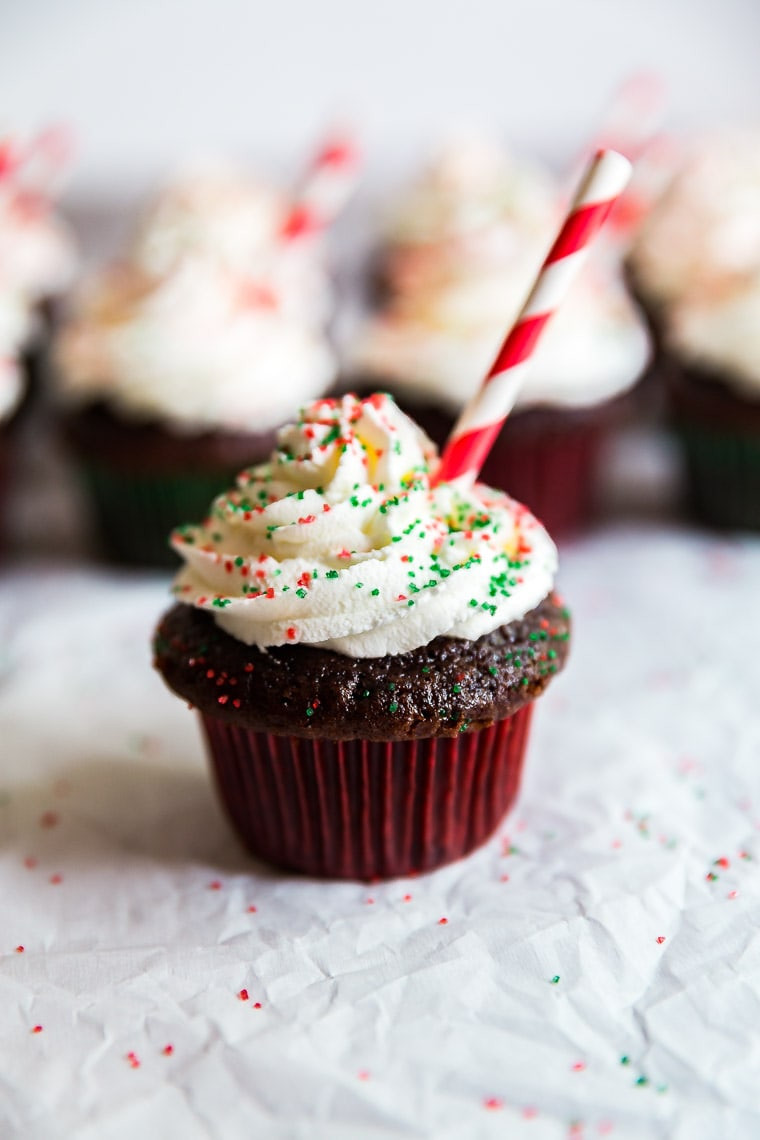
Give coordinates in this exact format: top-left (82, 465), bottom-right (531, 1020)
top-left (1, 526), bottom-right (759, 1140)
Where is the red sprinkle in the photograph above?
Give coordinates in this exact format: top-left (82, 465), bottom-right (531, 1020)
top-left (208, 880), bottom-right (222, 890)
top-left (126, 1052), bottom-right (140, 1069)
top-left (244, 663), bottom-right (255, 673)
top-left (483, 1097), bottom-right (503, 1110)
top-left (357, 1069), bottom-right (370, 1080)
top-left (217, 695), bottom-right (229, 706)
top-left (31, 1025), bottom-right (43, 1034)
top-left (437, 917), bottom-right (448, 925)
top-left (247, 905), bottom-right (257, 913)
top-left (656, 936), bottom-right (666, 944)
top-left (238, 989), bottom-right (249, 1002)
top-left (253, 1002), bottom-right (262, 1009)
top-left (286, 627), bottom-right (297, 641)
top-left (23, 856), bottom-right (37, 870)
top-left (572, 1061), bottom-right (586, 1072)
top-left (162, 1044), bottom-right (174, 1056)
top-left (39, 811), bottom-right (59, 829)
top-left (49, 874), bottom-right (62, 885)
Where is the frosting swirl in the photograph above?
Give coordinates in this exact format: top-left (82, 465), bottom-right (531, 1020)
top-left (171, 394), bottom-right (558, 658)
top-left (56, 258), bottom-right (336, 434)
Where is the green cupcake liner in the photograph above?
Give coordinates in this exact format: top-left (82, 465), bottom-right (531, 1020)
top-left (674, 422), bottom-right (760, 531)
top-left (79, 463), bottom-right (236, 568)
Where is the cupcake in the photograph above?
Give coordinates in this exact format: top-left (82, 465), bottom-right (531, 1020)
top-left (153, 393), bottom-right (570, 880)
top-left (629, 130), bottom-right (760, 529)
top-left (56, 256), bottom-right (336, 566)
top-left (349, 138), bottom-right (650, 536)
top-left (0, 129), bottom-right (78, 393)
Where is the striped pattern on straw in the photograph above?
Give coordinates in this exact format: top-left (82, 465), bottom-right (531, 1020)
top-left (281, 133), bottom-right (361, 240)
top-left (434, 148), bottom-right (632, 486)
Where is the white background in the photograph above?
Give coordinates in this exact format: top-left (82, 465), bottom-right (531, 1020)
top-left (2, 0), bottom-right (760, 196)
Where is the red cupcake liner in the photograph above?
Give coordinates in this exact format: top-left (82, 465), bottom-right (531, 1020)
top-left (479, 416), bottom-right (607, 537)
top-left (200, 705), bottom-right (534, 880)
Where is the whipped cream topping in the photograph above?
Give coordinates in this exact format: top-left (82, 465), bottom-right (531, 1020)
top-left (354, 137), bottom-right (649, 411)
top-left (0, 181), bottom-right (77, 304)
top-left (56, 258), bottom-right (336, 434)
top-left (630, 130), bottom-right (760, 394)
top-left (0, 285), bottom-right (35, 422)
top-left (132, 168), bottom-right (332, 324)
top-left (171, 394), bottom-right (558, 658)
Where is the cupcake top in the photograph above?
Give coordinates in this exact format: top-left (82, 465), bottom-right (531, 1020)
top-left (170, 393), bottom-right (558, 658)
top-left (0, 134), bottom-right (77, 306)
top-left (131, 167), bottom-right (332, 324)
top-left (56, 258), bottom-right (336, 434)
top-left (353, 137), bottom-right (649, 411)
top-left (630, 130), bottom-right (760, 396)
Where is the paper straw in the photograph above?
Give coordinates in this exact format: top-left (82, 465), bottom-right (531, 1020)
top-left (435, 148), bottom-right (632, 486)
top-left (280, 130), bottom-right (361, 240)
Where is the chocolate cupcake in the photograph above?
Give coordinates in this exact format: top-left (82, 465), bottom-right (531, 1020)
top-left (629, 130), bottom-right (760, 530)
top-left (55, 251), bottom-right (336, 567)
top-left (153, 393), bottom-right (570, 879)
top-left (347, 137), bottom-right (650, 536)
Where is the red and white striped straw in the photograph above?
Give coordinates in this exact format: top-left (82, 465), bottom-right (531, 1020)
top-left (281, 131), bottom-right (361, 241)
top-left (435, 148), bottom-right (632, 486)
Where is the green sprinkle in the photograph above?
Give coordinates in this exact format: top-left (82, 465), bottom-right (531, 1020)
top-left (488, 666), bottom-right (498, 676)
top-left (389, 701), bottom-right (399, 713)
top-left (551, 975), bottom-right (560, 985)
top-left (388, 682), bottom-right (396, 691)
top-left (296, 588), bottom-right (307, 599)
top-left (305, 708), bottom-right (314, 718)
top-left (371, 588), bottom-right (379, 597)
top-left (620, 1056), bottom-right (630, 1066)
top-left (452, 684), bottom-right (461, 694)
top-left (326, 570), bottom-right (339, 579)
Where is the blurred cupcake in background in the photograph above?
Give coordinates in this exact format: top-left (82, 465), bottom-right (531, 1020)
top-left (348, 137), bottom-right (650, 536)
top-left (56, 256), bottom-right (337, 566)
top-left (629, 130), bottom-right (760, 530)
top-left (0, 126), bottom-right (78, 394)
top-left (55, 137), bottom-right (358, 566)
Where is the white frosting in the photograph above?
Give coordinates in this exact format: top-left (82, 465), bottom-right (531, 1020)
top-left (132, 169), bottom-right (332, 324)
top-left (354, 137), bottom-right (649, 411)
top-left (385, 136), bottom-right (557, 248)
top-left (631, 130), bottom-right (760, 395)
top-left (0, 183), bottom-right (77, 303)
top-left (170, 394), bottom-right (558, 658)
top-left (353, 269), bottom-right (650, 412)
top-left (56, 259), bottom-right (336, 434)
top-left (631, 131), bottom-right (760, 306)
top-left (667, 287), bottom-right (760, 397)
top-left (0, 285), bottom-right (34, 423)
